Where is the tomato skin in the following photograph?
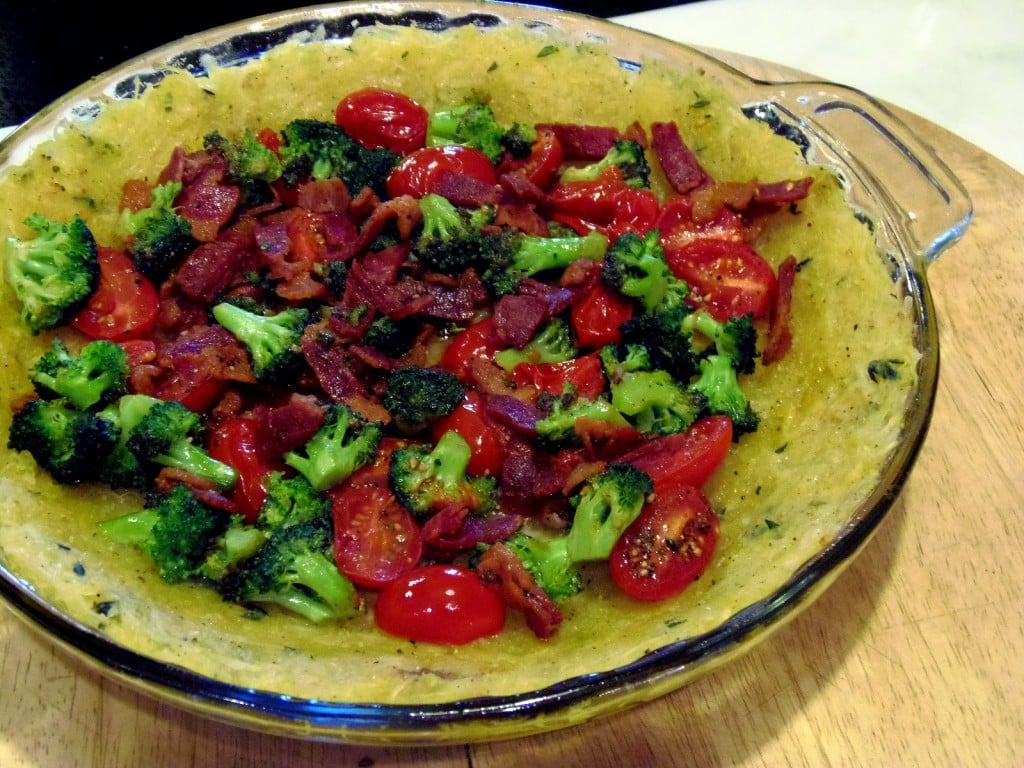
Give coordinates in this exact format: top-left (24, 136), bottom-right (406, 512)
top-left (439, 317), bottom-right (502, 383)
top-left (510, 354), bottom-right (606, 400)
top-left (548, 167), bottom-right (658, 240)
top-left (616, 415), bottom-right (733, 494)
top-left (505, 126), bottom-right (564, 189)
top-left (664, 237), bottom-right (777, 321)
top-left (70, 247), bottom-right (159, 341)
top-left (334, 87), bottom-right (428, 155)
top-left (570, 280), bottom-right (634, 349)
top-left (374, 565), bottom-right (506, 645)
top-left (386, 145), bottom-right (496, 199)
top-left (208, 416), bottom-right (282, 523)
top-left (610, 484), bottom-right (719, 601)
top-left (330, 482), bottom-right (423, 589)
top-left (432, 391), bottom-right (503, 477)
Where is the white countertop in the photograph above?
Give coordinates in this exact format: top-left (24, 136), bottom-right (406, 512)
top-left (614, 0), bottom-right (1024, 174)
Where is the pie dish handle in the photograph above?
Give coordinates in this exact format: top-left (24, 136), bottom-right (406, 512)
top-left (752, 82), bottom-right (973, 268)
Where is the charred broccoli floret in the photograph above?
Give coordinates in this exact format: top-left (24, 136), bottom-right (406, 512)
top-left (602, 229), bottom-right (688, 314)
top-left (211, 300), bottom-right (311, 384)
top-left (119, 181), bottom-right (196, 282)
top-left (619, 305), bottom-right (698, 384)
top-left (199, 515), bottom-right (269, 582)
top-left (560, 138), bottom-right (652, 188)
top-left (204, 129), bottom-right (284, 206)
top-left (256, 470), bottom-right (332, 531)
top-left (482, 228), bottom-right (608, 296)
top-left (98, 483), bottom-right (232, 583)
top-left (411, 193), bottom-right (496, 274)
top-left (278, 118), bottom-right (398, 196)
top-left (534, 393), bottom-right (631, 447)
top-left (282, 404), bottom-right (382, 492)
top-left (388, 429), bottom-right (498, 520)
top-left (426, 101), bottom-right (536, 163)
top-left (689, 353), bottom-right (760, 436)
top-left (565, 463), bottom-right (653, 562)
top-left (380, 366), bottom-right (465, 434)
top-left (3, 213), bottom-right (99, 334)
top-left (29, 338), bottom-right (128, 410)
top-left (503, 529), bottom-right (582, 603)
top-left (610, 369), bottom-right (705, 436)
top-left (7, 397), bottom-right (118, 484)
top-left (682, 309), bottom-right (759, 375)
top-left (362, 316), bottom-right (421, 359)
top-left (493, 317), bottom-right (577, 371)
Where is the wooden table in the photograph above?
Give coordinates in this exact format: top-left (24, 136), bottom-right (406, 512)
top-left (1, 54), bottom-right (1021, 767)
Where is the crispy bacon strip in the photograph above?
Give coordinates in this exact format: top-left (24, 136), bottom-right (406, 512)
top-left (650, 121), bottom-right (710, 194)
top-left (537, 123), bottom-right (618, 160)
top-left (476, 542), bottom-right (563, 638)
top-left (762, 255), bottom-right (797, 365)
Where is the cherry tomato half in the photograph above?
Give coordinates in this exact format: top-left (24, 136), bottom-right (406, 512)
top-left (664, 237), bottom-right (777, 321)
top-left (439, 317), bottom-right (502, 383)
top-left (330, 482), bottom-right (423, 589)
top-left (432, 391), bottom-right (504, 477)
top-left (616, 415), bottom-right (733, 494)
top-left (208, 416), bottom-right (282, 523)
top-left (570, 280), bottom-right (634, 349)
top-left (374, 565), bottom-right (506, 645)
top-left (610, 484), bottom-right (720, 601)
top-left (504, 126), bottom-right (564, 189)
top-left (70, 246), bottom-right (159, 341)
top-left (386, 144), bottom-right (497, 200)
top-left (510, 354), bottom-right (606, 401)
top-left (334, 87), bottom-right (428, 155)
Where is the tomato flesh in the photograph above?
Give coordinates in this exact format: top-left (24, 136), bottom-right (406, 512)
top-left (664, 237), bottom-right (777, 321)
top-left (334, 87), bottom-right (428, 155)
top-left (70, 246), bottom-right (159, 341)
top-left (432, 391), bottom-right (504, 477)
top-left (386, 144), bottom-right (496, 199)
top-left (570, 280), bottom-right (634, 349)
top-left (610, 484), bottom-right (719, 601)
top-left (616, 415), bottom-right (733, 494)
top-left (374, 565), bottom-right (506, 645)
top-left (208, 416), bottom-right (282, 523)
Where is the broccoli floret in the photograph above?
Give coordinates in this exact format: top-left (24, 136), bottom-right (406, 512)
top-left (362, 316), bottom-right (420, 359)
top-left (690, 354), bottom-right (760, 436)
top-left (256, 470), bottom-right (332, 531)
top-left (200, 515), bottom-right (269, 582)
top-left (560, 139), bottom-right (652, 188)
top-left (119, 181), bottom-right (196, 282)
top-left (3, 213), bottom-right (99, 334)
top-left (380, 366), bottom-right (465, 434)
top-left (204, 129), bottom-right (283, 206)
top-left (218, 519), bottom-right (359, 623)
top-left (602, 229), bottom-right (689, 314)
top-left (565, 463), bottom-right (653, 562)
top-left (683, 309), bottom-right (760, 375)
top-left (28, 338), bottom-right (128, 410)
top-left (426, 102), bottom-right (534, 163)
top-left (534, 394), bottom-right (631, 446)
top-left (283, 404), bottom-right (382, 492)
top-left (483, 228), bottom-right (608, 296)
top-left (493, 318), bottom-right (576, 371)
top-left (599, 342), bottom-right (653, 381)
top-left (8, 398), bottom-right (118, 484)
top-left (107, 394), bottom-right (238, 491)
top-left (619, 305), bottom-right (698, 383)
top-left (503, 529), bottom-right (582, 603)
top-left (412, 193), bottom-right (496, 274)
top-left (211, 301), bottom-right (311, 384)
top-left (98, 483), bottom-right (231, 583)
top-left (388, 429), bottom-right (498, 520)
top-left (278, 118), bottom-right (398, 197)
top-left (610, 369), bottom-right (705, 436)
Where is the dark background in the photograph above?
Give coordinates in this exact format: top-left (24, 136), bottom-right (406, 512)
top-left (0, 1), bottom-right (685, 127)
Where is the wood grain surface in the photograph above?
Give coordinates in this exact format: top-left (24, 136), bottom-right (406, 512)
top-left (1, 52), bottom-right (1021, 767)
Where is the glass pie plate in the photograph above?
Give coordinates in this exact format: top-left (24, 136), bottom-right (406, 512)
top-left (0, 0), bottom-right (971, 746)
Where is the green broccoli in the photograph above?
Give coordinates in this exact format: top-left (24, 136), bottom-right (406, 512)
top-left (412, 193), bottom-right (496, 274)
top-left (560, 139), bottom-right (652, 188)
top-left (104, 393), bottom-right (238, 491)
top-left (682, 309), bottom-right (760, 375)
top-left (218, 518), bottom-right (359, 623)
top-left (3, 213), bottom-right (99, 334)
top-left (619, 305), bottom-right (698, 384)
top-left (388, 429), bottom-right (498, 520)
top-left (565, 463), bottom-right (653, 562)
top-left (256, 470), bottom-right (332, 531)
top-left (7, 397), bottom-right (118, 484)
top-left (689, 353), bottom-right (760, 436)
top-left (98, 483), bottom-right (232, 583)
top-left (483, 228), bottom-right (608, 296)
top-left (278, 118), bottom-right (398, 197)
top-left (503, 529), bottom-right (582, 603)
top-left (119, 181), bottom-right (196, 281)
top-left (283, 403), bottom-right (382, 491)
top-left (204, 129), bottom-right (283, 206)
top-left (534, 393), bottom-right (631, 447)
top-left (211, 300), bottom-right (311, 384)
top-left (380, 366), bottom-right (465, 434)
top-left (610, 369), bottom-right (705, 436)
top-left (28, 338), bottom-right (128, 410)
top-left (602, 229), bottom-right (688, 314)
top-left (493, 318), bottom-right (577, 371)
top-left (426, 102), bottom-right (536, 163)
top-left (599, 342), bottom-right (653, 381)
top-left (362, 316), bottom-right (421, 359)
top-left (199, 515), bottom-right (269, 582)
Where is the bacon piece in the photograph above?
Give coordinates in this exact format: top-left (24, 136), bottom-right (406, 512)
top-left (422, 505), bottom-right (523, 552)
top-left (485, 394), bottom-right (543, 435)
top-left (155, 324), bottom-right (256, 392)
top-left (296, 177), bottom-right (351, 213)
top-left (251, 393), bottom-right (327, 454)
top-left (476, 542), bottom-right (563, 638)
top-left (498, 173), bottom-right (551, 209)
top-left (537, 123), bottom-right (618, 160)
top-left (300, 324), bottom-right (368, 401)
top-left (154, 469), bottom-right (238, 513)
top-left (755, 176), bottom-right (814, 206)
top-left (651, 121), bottom-right (711, 194)
top-left (431, 170), bottom-right (499, 207)
top-left (421, 269), bottom-right (489, 322)
top-left (492, 293), bottom-right (550, 348)
top-left (177, 181), bottom-right (242, 242)
top-left (493, 201), bottom-right (550, 236)
top-left (175, 239), bottom-right (249, 303)
top-left (762, 255), bottom-right (797, 365)
top-left (352, 194), bottom-right (423, 251)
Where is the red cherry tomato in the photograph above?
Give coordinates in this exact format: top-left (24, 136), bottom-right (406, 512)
top-left (439, 317), bottom-right (502, 383)
top-left (665, 238), bottom-right (777, 321)
top-left (570, 280), bottom-right (634, 349)
top-left (70, 246), bottom-right (159, 341)
top-left (656, 195), bottom-right (746, 253)
top-left (344, 436), bottom-right (413, 488)
top-left (510, 354), bottom-right (606, 401)
top-left (610, 484), bottom-right (720, 601)
top-left (548, 167), bottom-right (658, 240)
top-left (374, 565), bottom-right (506, 645)
top-left (616, 415), bottom-right (733, 494)
top-left (208, 416), bottom-right (282, 523)
top-left (505, 126), bottom-right (564, 189)
top-left (386, 144), bottom-right (497, 199)
top-left (432, 391), bottom-right (504, 477)
top-left (334, 87), bottom-right (428, 155)
top-left (330, 482), bottom-right (423, 589)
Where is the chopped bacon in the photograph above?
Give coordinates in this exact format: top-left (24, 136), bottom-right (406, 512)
top-left (755, 176), bottom-right (814, 206)
top-left (352, 194), bottom-right (422, 251)
top-left (537, 123), bottom-right (618, 160)
top-left (176, 181), bottom-right (242, 242)
top-left (296, 177), bottom-right (351, 213)
top-left (762, 255), bottom-right (797, 365)
top-left (175, 239), bottom-right (251, 303)
top-left (498, 172), bottom-right (551, 209)
top-left (492, 293), bottom-right (550, 348)
top-left (476, 542), bottom-right (563, 638)
top-left (251, 393), bottom-right (327, 454)
top-left (300, 323), bottom-right (368, 401)
top-left (431, 170), bottom-right (499, 207)
top-left (422, 505), bottom-right (523, 552)
top-left (485, 393), bottom-right (543, 434)
top-left (493, 200), bottom-right (550, 236)
top-left (650, 121), bottom-right (711, 194)
top-left (154, 469), bottom-right (237, 514)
